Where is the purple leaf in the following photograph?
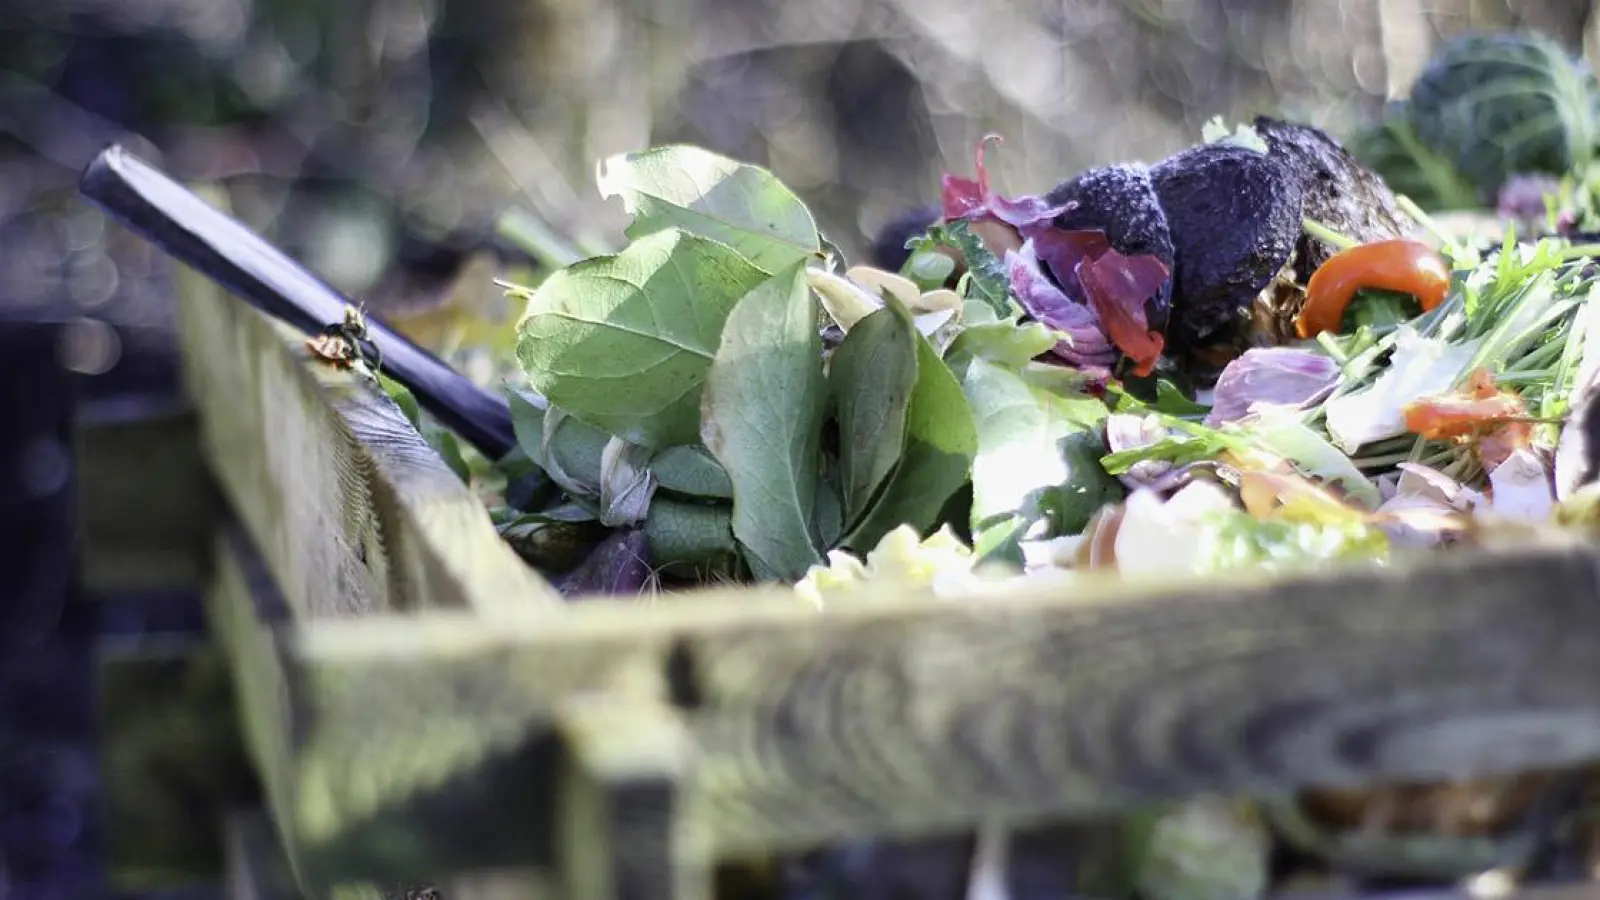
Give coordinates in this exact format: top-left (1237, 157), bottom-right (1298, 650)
top-left (1005, 240), bottom-right (1116, 367)
top-left (940, 135), bottom-right (1071, 231)
top-left (1204, 347), bottom-right (1341, 427)
top-left (556, 528), bottom-right (654, 598)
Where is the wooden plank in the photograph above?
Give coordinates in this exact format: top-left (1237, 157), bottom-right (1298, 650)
top-left (169, 216), bottom-right (558, 620)
top-left (227, 811), bottom-right (302, 900)
top-left (209, 521), bottom-right (559, 897)
top-left (555, 701), bottom-right (706, 900)
top-left (259, 534), bottom-right (1600, 884)
top-left (77, 397), bottom-right (214, 592)
top-left (98, 635), bottom-right (258, 888)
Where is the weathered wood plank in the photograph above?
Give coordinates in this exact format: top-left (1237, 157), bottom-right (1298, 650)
top-left (77, 397), bottom-right (214, 592)
top-left (255, 532), bottom-right (1600, 884)
top-left (556, 701), bottom-right (706, 900)
top-left (210, 521), bottom-right (560, 897)
top-left (227, 811), bottom-right (302, 900)
top-left (98, 635), bottom-right (258, 887)
top-left (170, 213), bottom-right (558, 620)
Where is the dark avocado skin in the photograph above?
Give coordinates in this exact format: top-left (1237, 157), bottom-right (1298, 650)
top-left (1253, 115), bottom-right (1406, 282)
top-left (1150, 141), bottom-right (1304, 350)
top-left (1044, 163), bottom-right (1177, 331)
top-left (868, 205), bottom-right (942, 273)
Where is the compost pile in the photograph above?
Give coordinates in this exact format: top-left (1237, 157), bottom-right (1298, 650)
top-left (375, 28), bottom-right (1600, 900)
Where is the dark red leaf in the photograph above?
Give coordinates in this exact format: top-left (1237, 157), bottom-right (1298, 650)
top-left (1076, 248), bottom-right (1169, 377)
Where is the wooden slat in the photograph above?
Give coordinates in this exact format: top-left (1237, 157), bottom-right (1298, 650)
top-left (227, 811), bottom-right (302, 900)
top-left (170, 229), bottom-right (558, 620)
top-left (555, 701), bottom-right (705, 900)
top-left (209, 521), bottom-right (559, 897)
top-left (98, 635), bottom-right (257, 887)
top-left (245, 530), bottom-right (1600, 885)
top-left (77, 396), bottom-right (215, 592)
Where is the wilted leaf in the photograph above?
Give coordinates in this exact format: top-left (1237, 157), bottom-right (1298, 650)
top-left (514, 228), bottom-right (773, 449)
top-left (830, 305), bottom-right (918, 522)
top-left (700, 262), bottom-right (827, 581)
top-left (598, 437), bottom-right (658, 526)
top-left (596, 144), bottom-right (821, 272)
top-left (650, 444), bottom-right (733, 499)
top-left (644, 499), bottom-right (741, 580)
top-left (845, 328), bottom-right (979, 551)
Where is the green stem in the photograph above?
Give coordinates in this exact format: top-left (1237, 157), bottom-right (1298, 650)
top-left (495, 206), bottom-right (585, 269)
top-left (1302, 218), bottom-right (1358, 251)
top-left (1396, 194), bottom-right (1466, 261)
top-left (1561, 242), bottom-right (1600, 260)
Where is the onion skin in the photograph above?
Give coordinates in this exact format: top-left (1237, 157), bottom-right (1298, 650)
top-left (1294, 238), bottom-right (1451, 339)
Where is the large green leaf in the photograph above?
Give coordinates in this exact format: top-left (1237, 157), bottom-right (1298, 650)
top-left (596, 145), bottom-right (821, 272)
top-left (829, 306), bottom-right (918, 523)
top-left (700, 261), bottom-right (827, 581)
top-left (961, 358), bottom-right (1114, 563)
top-left (844, 327), bottom-right (978, 552)
top-left (513, 229), bottom-right (772, 449)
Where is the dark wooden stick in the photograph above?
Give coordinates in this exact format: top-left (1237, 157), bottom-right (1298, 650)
top-left (77, 144), bottom-right (518, 460)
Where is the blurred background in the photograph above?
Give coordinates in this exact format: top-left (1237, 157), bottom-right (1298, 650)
top-left (2, 1), bottom-right (1599, 898)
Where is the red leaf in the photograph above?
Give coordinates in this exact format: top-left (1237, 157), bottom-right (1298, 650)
top-left (1076, 248), bottom-right (1169, 377)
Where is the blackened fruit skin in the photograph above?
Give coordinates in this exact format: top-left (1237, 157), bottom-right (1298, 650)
top-left (868, 205), bottom-right (942, 273)
top-left (1045, 163), bottom-right (1177, 331)
top-left (1253, 116), bottom-right (1406, 282)
top-left (1150, 142), bottom-right (1304, 349)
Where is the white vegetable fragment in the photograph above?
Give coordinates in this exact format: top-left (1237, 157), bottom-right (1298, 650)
top-left (1113, 482), bottom-right (1236, 578)
top-left (1487, 448), bottom-right (1555, 521)
top-left (1324, 327), bottom-right (1483, 454)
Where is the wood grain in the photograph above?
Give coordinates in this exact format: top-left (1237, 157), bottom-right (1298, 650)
top-left (171, 217), bottom-right (558, 620)
top-left (556, 701), bottom-right (705, 900)
top-left (240, 533), bottom-right (1600, 886)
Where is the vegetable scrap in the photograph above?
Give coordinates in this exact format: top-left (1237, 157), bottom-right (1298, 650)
top-left (364, 27), bottom-right (1600, 900)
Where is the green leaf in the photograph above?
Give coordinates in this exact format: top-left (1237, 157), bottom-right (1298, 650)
top-left (908, 220), bottom-right (1014, 318)
top-left (700, 261), bottom-right (827, 581)
top-left (830, 305), bottom-right (919, 522)
top-left (429, 429), bottom-right (471, 484)
top-left (943, 319), bottom-right (1060, 379)
top-left (1154, 380), bottom-right (1209, 417)
top-left (650, 444), bottom-right (733, 499)
top-left (596, 145), bottom-right (821, 272)
top-left (1042, 431), bottom-right (1124, 536)
top-left (644, 499), bottom-right (741, 580)
top-left (508, 390), bottom-right (610, 496)
top-left (844, 329), bottom-right (979, 552)
top-left (514, 228), bottom-right (773, 449)
top-left (814, 467), bottom-right (844, 550)
top-left (961, 358), bottom-right (1113, 562)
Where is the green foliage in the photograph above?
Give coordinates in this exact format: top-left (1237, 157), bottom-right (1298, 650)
top-left (513, 228), bottom-right (772, 449)
top-left (595, 144), bottom-right (822, 272)
top-left (1351, 31), bottom-right (1600, 207)
top-left (699, 262), bottom-right (829, 581)
top-left (906, 219), bottom-right (1016, 318)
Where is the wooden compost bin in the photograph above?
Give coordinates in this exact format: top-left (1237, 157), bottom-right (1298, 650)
top-left (86, 228), bottom-right (1600, 900)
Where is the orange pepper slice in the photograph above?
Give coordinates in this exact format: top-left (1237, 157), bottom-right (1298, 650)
top-left (1294, 238), bottom-right (1451, 339)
